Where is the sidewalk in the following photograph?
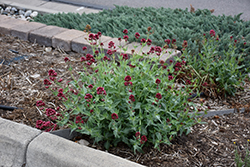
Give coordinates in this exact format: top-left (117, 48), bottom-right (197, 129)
top-left (0, 0), bottom-right (101, 14)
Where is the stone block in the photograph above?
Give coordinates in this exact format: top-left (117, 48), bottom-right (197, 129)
top-left (11, 22), bottom-right (46, 41)
top-left (0, 17), bottom-right (28, 35)
top-left (52, 29), bottom-right (87, 51)
top-left (29, 25), bottom-right (68, 46)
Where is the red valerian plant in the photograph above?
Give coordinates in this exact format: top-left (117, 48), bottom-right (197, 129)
top-left (42, 29), bottom-right (202, 154)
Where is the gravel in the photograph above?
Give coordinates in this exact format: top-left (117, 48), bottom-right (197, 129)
top-left (0, 4), bottom-right (39, 21)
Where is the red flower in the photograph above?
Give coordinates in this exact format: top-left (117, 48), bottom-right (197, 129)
top-left (84, 93), bottom-right (93, 99)
top-left (36, 100), bottom-right (45, 107)
top-left (230, 36), bottom-right (233, 39)
top-left (155, 46), bottom-right (162, 53)
top-left (141, 38), bottom-right (146, 43)
top-left (118, 37), bottom-right (121, 41)
top-left (96, 87), bottom-right (106, 95)
top-left (168, 75), bottom-right (174, 81)
top-left (166, 118), bottom-right (170, 122)
top-left (108, 41), bottom-right (115, 48)
top-left (169, 60), bottom-right (173, 63)
top-left (162, 65), bottom-right (167, 69)
top-left (82, 46), bottom-right (87, 51)
top-left (58, 78), bottom-right (63, 82)
top-left (80, 56), bottom-right (86, 62)
top-left (124, 82), bottom-right (129, 86)
top-left (129, 94), bottom-right (135, 102)
top-left (209, 29), bottom-right (215, 37)
top-left (95, 50), bottom-right (99, 55)
top-left (122, 53), bottom-right (129, 60)
top-left (234, 40), bottom-right (237, 43)
top-left (90, 109), bottom-right (94, 113)
top-left (202, 82), bottom-right (208, 87)
top-left (86, 54), bottom-right (93, 60)
top-left (111, 113), bottom-right (119, 120)
top-left (172, 39), bottom-right (176, 44)
top-left (186, 80), bottom-right (192, 85)
top-left (107, 49), bottom-right (113, 55)
top-left (64, 57), bottom-right (70, 62)
top-left (103, 56), bottom-right (110, 61)
top-left (45, 108), bottom-right (56, 117)
top-left (155, 93), bottom-right (162, 99)
top-left (165, 39), bottom-right (171, 45)
top-left (244, 42), bottom-right (247, 45)
top-left (155, 78), bottom-right (161, 84)
top-left (95, 69), bottom-right (98, 73)
top-left (123, 35), bottom-right (129, 41)
top-left (123, 29), bottom-right (128, 34)
top-left (135, 131), bottom-right (140, 139)
top-left (140, 135), bottom-right (147, 144)
top-left (135, 32), bottom-right (140, 39)
top-left (44, 79), bottom-right (52, 85)
top-left (88, 84), bottom-right (93, 89)
top-left (124, 75), bottom-right (132, 81)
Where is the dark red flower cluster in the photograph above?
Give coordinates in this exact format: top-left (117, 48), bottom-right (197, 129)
top-left (155, 93), bottom-right (162, 99)
top-left (64, 57), bottom-right (70, 62)
top-left (123, 29), bottom-right (128, 34)
top-left (140, 135), bottom-right (147, 144)
top-left (165, 39), bottom-right (171, 45)
top-left (103, 56), bottom-right (110, 61)
top-left (96, 87), bottom-right (106, 95)
top-left (155, 78), bottom-right (161, 85)
top-left (168, 75), bottom-right (174, 81)
top-left (135, 32), bottom-right (140, 39)
top-left (209, 29), bottom-right (216, 37)
top-left (36, 100), bottom-right (45, 107)
top-left (108, 41), bottom-right (115, 49)
top-left (135, 131), bottom-right (140, 139)
top-left (45, 108), bottom-right (56, 117)
top-left (124, 75), bottom-right (132, 81)
top-left (129, 94), bottom-right (135, 102)
top-left (75, 116), bottom-right (84, 124)
top-left (88, 84), bottom-right (93, 89)
top-left (123, 35), bottom-right (129, 42)
top-left (44, 79), bottom-right (52, 85)
top-left (57, 88), bottom-right (67, 100)
top-left (88, 33), bottom-right (100, 41)
top-left (111, 113), bottom-right (119, 120)
top-left (36, 120), bottom-right (57, 132)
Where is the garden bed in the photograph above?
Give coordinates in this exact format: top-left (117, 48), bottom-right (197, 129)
top-left (0, 33), bottom-right (250, 166)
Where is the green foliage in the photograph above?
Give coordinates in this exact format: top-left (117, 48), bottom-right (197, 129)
top-left (48, 32), bottom-right (202, 154)
top-left (235, 141), bottom-right (250, 167)
top-left (182, 34), bottom-right (248, 97)
top-left (33, 6), bottom-right (250, 70)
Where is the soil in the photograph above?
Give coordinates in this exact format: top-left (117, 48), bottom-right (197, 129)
top-left (0, 33), bottom-right (250, 166)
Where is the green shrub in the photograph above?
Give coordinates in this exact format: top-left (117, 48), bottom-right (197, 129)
top-left (33, 5), bottom-right (250, 70)
top-left (43, 30), bottom-right (203, 153)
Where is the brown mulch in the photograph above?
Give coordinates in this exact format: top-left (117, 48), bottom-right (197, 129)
top-left (0, 33), bottom-right (250, 166)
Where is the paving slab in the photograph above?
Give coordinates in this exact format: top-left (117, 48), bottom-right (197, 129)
top-left (52, 29), bottom-right (88, 51)
top-left (71, 35), bottom-right (112, 54)
top-left (29, 25), bottom-right (68, 46)
top-left (0, 117), bottom-right (41, 167)
top-left (26, 132), bottom-right (145, 167)
top-left (0, 17), bottom-right (28, 35)
top-left (123, 42), bottom-right (181, 64)
top-left (11, 22), bottom-right (47, 41)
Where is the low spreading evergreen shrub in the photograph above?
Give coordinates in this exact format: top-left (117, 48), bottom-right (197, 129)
top-left (33, 5), bottom-right (250, 70)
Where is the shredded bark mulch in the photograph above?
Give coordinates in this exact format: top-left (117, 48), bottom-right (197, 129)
top-left (0, 33), bottom-right (250, 166)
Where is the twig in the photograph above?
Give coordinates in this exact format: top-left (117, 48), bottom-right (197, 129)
top-left (36, 106), bottom-right (43, 116)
